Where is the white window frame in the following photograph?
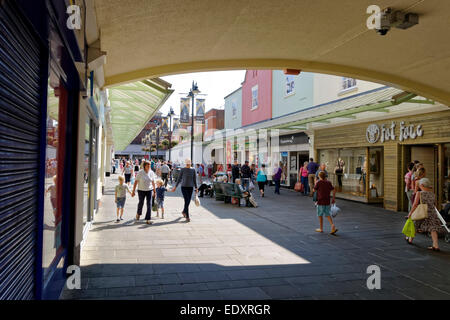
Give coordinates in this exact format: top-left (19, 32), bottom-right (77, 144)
top-left (231, 100), bottom-right (237, 119)
top-left (251, 85), bottom-right (258, 110)
top-left (340, 77), bottom-right (357, 93)
top-left (285, 75), bottom-right (295, 97)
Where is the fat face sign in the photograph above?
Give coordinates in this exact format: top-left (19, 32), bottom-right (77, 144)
top-left (366, 121), bottom-right (423, 144)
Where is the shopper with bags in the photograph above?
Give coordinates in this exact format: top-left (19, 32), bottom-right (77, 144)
top-left (313, 171), bottom-right (338, 235)
top-left (406, 178), bottom-right (443, 251)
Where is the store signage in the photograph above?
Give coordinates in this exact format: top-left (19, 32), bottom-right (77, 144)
top-left (366, 121), bottom-right (423, 144)
top-left (279, 132), bottom-right (308, 146)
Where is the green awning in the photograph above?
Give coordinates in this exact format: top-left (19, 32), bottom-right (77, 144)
top-left (109, 78), bottom-right (173, 151)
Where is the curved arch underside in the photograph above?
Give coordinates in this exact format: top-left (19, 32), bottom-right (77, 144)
top-left (95, 0), bottom-right (450, 106)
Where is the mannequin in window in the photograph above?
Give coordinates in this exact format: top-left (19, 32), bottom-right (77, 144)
top-left (334, 159), bottom-right (345, 192)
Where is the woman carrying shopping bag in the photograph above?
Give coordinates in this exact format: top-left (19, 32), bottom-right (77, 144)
top-left (406, 178), bottom-right (444, 251)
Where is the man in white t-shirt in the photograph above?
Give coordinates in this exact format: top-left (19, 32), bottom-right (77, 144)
top-left (132, 160), bottom-right (156, 224)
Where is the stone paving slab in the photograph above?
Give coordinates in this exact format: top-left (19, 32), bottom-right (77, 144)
top-left (60, 174), bottom-right (450, 300)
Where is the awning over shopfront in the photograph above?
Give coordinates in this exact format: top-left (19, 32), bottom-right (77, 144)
top-left (108, 78), bottom-right (173, 151)
top-left (242, 86), bottom-right (443, 132)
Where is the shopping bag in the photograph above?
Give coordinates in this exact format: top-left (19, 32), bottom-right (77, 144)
top-left (313, 191), bottom-right (317, 202)
top-left (330, 204), bottom-right (340, 218)
top-left (411, 193), bottom-right (428, 221)
top-left (152, 197), bottom-right (158, 211)
top-left (402, 218), bottom-right (416, 238)
top-left (294, 182), bottom-right (303, 192)
top-left (249, 181), bottom-right (255, 191)
top-left (194, 194), bottom-right (200, 207)
top-left (249, 195), bottom-right (258, 208)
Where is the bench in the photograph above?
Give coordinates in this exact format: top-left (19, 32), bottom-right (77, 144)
top-left (213, 182), bottom-right (249, 207)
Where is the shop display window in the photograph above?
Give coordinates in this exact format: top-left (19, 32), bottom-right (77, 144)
top-left (319, 148), bottom-right (372, 201)
top-left (369, 147), bottom-right (384, 199)
top-left (43, 73), bottom-right (66, 282)
top-left (443, 144), bottom-right (450, 206)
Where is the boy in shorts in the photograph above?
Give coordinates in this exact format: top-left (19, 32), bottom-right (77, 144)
top-left (155, 179), bottom-right (171, 219)
top-left (313, 171), bottom-right (338, 235)
top-left (115, 175), bottom-right (132, 222)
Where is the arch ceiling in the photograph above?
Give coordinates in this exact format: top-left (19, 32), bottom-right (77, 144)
top-left (94, 0), bottom-right (450, 106)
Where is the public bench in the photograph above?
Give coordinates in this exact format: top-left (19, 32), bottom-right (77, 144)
top-left (213, 182), bottom-right (249, 207)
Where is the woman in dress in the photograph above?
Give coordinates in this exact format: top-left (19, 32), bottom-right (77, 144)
top-left (406, 178), bottom-right (444, 251)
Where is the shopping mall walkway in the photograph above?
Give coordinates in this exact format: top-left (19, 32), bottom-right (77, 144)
top-left (61, 174), bottom-right (450, 300)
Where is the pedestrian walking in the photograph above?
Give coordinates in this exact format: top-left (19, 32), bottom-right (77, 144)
top-left (197, 163), bottom-right (204, 184)
top-left (273, 162), bottom-right (282, 195)
top-left (313, 171), bottom-right (338, 235)
top-left (171, 159), bottom-right (198, 223)
top-left (256, 164), bottom-right (267, 197)
top-left (122, 161), bottom-right (134, 186)
top-left (406, 178), bottom-right (444, 251)
top-left (315, 163), bottom-right (328, 183)
top-left (231, 160), bottom-right (240, 183)
top-left (161, 161), bottom-right (170, 186)
top-left (299, 161), bottom-right (309, 195)
top-left (241, 161), bottom-right (251, 191)
top-left (132, 160), bottom-right (156, 224)
top-left (155, 179), bottom-right (171, 219)
top-left (404, 162), bottom-right (415, 212)
top-left (307, 158), bottom-right (319, 196)
top-left (115, 175), bottom-right (132, 222)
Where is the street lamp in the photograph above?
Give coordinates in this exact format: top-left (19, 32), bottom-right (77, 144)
top-left (188, 81), bottom-right (200, 162)
top-left (167, 106), bottom-right (175, 162)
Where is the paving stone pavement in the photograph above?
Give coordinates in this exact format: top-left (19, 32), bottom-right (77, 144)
top-left (61, 174), bottom-right (450, 300)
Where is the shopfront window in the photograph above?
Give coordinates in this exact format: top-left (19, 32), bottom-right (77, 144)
top-left (369, 147), bottom-right (384, 199)
top-left (319, 148), bottom-right (368, 201)
top-left (83, 119), bottom-right (90, 226)
top-left (280, 152), bottom-right (288, 185)
top-left (43, 74), bottom-right (66, 281)
top-left (443, 144), bottom-right (450, 206)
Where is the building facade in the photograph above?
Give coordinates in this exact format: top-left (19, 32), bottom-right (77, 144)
top-left (224, 87), bottom-right (242, 130)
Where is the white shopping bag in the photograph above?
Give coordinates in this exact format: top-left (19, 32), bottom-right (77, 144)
top-left (330, 203), bottom-right (340, 218)
top-left (194, 194), bottom-right (200, 207)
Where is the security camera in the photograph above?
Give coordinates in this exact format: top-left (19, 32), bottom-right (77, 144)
top-left (375, 7), bottom-right (419, 36)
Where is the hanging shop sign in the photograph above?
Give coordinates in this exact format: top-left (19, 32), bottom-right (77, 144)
top-left (366, 121), bottom-right (423, 144)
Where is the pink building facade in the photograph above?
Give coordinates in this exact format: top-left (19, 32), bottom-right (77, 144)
top-left (241, 70), bottom-right (272, 126)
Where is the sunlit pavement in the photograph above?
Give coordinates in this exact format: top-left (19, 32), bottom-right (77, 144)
top-left (61, 174), bottom-right (450, 300)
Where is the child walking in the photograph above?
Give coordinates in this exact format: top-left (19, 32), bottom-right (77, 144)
top-left (313, 171), bottom-right (338, 235)
top-left (155, 179), bottom-right (171, 219)
top-left (115, 175), bottom-right (132, 222)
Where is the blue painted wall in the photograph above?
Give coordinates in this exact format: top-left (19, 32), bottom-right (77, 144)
top-left (224, 87), bottom-right (242, 129)
top-left (272, 71), bottom-right (314, 118)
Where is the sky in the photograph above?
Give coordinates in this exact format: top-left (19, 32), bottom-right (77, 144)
top-left (159, 70), bottom-right (246, 117)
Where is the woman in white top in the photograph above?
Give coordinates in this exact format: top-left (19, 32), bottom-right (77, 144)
top-left (132, 160), bottom-right (156, 224)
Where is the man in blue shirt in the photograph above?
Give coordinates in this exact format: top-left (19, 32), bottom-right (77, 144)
top-left (307, 158), bottom-right (319, 197)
